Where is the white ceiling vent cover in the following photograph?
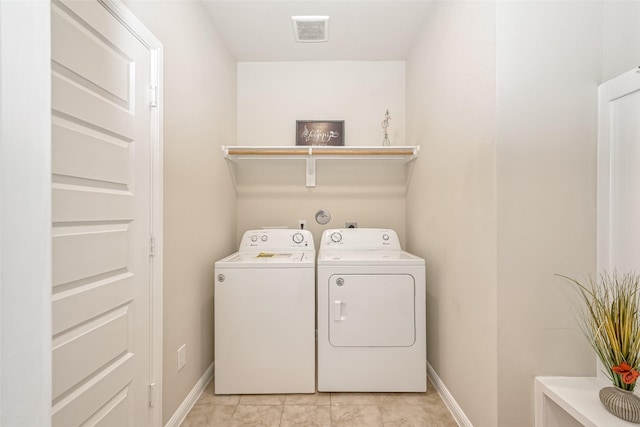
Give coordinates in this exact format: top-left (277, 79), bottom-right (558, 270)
top-left (292, 16), bottom-right (330, 43)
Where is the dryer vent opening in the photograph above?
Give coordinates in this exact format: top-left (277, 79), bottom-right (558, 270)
top-left (292, 16), bottom-right (330, 43)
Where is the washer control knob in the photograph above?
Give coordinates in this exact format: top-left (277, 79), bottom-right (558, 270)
top-left (217, 274), bottom-right (225, 283)
top-left (330, 232), bottom-right (342, 243)
top-left (292, 232), bottom-right (304, 244)
top-left (261, 235), bottom-right (268, 242)
top-left (382, 233), bottom-right (390, 241)
top-left (336, 277), bottom-right (344, 286)
top-left (250, 235), bottom-right (258, 242)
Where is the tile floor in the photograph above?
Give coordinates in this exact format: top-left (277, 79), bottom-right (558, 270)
top-left (181, 379), bottom-right (458, 426)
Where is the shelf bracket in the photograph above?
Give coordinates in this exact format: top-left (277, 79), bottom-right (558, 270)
top-left (306, 148), bottom-right (316, 187)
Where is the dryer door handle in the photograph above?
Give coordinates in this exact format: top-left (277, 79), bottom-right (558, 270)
top-left (334, 300), bottom-right (344, 321)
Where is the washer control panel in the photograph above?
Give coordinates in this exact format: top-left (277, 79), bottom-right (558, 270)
top-left (320, 228), bottom-right (401, 250)
top-left (240, 229), bottom-right (313, 251)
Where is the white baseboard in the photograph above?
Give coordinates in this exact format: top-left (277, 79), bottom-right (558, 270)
top-left (427, 362), bottom-right (473, 427)
top-left (164, 362), bottom-right (214, 427)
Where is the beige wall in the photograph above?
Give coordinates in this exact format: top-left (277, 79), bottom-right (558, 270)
top-left (235, 62), bottom-right (408, 244)
top-left (237, 190), bottom-right (406, 248)
top-left (124, 2), bottom-right (237, 423)
top-left (237, 62), bottom-right (406, 147)
top-left (407, 2), bottom-right (619, 426)
top-left (496, 2), bottom-right (601, 426)
top-left (603, 0), bottom-right (640, 81)
top-left (406, 2), bottom-right (498, 426)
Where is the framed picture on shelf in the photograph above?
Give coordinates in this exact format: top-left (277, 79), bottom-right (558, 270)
top-left (296, 120), bottom-right (344, 146)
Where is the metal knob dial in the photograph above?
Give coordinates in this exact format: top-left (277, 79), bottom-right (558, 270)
top-left (315, 209), bottom-right (331, 225)
top-left (292, 232), bottom-right (304, 244)
top-left (330, 232), bottom-right (342, 243)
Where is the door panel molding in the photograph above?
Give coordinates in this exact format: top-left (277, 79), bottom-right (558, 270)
top-left (51, 1), bottom-right (163, 425)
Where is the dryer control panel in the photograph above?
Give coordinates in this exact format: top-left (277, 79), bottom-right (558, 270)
top-left (320, 228), bottom-right (401, 250)
top-left (239, 229), bottom-right (314, 251)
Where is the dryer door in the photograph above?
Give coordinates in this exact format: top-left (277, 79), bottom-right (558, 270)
top-left (328, 274), bottom-right (415, 347)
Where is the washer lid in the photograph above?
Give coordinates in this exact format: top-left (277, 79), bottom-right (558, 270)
top-left (317, 250), bottom-right (423, 266)
top-left (216, 250), bottom-right (315, 268)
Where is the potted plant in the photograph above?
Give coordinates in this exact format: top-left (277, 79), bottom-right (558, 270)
top-left (559, 271), bottom-right (640, 423)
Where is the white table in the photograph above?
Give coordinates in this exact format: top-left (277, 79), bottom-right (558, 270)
top-left (535, 377), bottom-right (639, 427)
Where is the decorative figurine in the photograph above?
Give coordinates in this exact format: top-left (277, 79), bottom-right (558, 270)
top-left (381, 109), bottom-right (391, 146)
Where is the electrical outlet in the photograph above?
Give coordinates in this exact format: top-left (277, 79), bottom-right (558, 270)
top-left (177, 344), bottom-right (186, 372)
top-left (346, 222), bottom-right (357, 229)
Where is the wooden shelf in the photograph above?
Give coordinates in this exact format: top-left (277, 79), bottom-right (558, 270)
top-left (222, 145), bottom-right (419, 188)
top-left (224, 146), bottom-right (418, 157)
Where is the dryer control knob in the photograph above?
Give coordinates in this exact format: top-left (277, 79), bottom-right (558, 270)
top-left (261, 235), bottom-right (268, 242)
top-left (336, 277), bottom-right (344, 286)
top-left (330, 232), bottom-right (342, 243)
top-left (251, 235), bottom-right (258, 242)
top-left (292, 232), bottom-right (304, 244)
top-left (382, 233), bottom-right (389, 241)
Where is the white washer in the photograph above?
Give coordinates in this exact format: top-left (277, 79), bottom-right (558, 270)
top-left (317, 228), bottom-right (426, 392)
top-left (214, 229), bottom-right (315, 394)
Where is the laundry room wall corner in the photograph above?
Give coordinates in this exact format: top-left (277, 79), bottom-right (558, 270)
top-left (406, 2), bottom-right (498, 426)
top-left (496, 2), bottom-right (600, 426)
top-left (123, 2), bottom-right (238, 424)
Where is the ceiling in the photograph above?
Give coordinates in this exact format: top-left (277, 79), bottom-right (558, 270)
top-left (201, 1), bottom-right (434, 62)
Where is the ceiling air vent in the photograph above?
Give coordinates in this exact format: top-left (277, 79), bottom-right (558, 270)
top-left (292, 16), bottom-right (330, 43)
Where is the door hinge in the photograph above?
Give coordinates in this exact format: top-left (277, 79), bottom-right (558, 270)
top-left (149, 382), bottom-right (157, 407)
top-left (149, 86), bottom-right (158, 108)
top-left (150, 235), bottom-right (156, 257)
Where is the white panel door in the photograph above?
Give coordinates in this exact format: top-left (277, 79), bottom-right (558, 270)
top-left (51, 1), bottom-right (153, 425)
top-left (328, 274), bottom-right (415, 347)
top-left (598, 68), bottom-right (640, 272)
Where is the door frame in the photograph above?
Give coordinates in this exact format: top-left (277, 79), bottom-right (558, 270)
top-left (99, 1), bottom-right (165, 424)
top-left (597, 67), bottom-right (640, 383)
top-left (597, 66), bottom-right (640, 272)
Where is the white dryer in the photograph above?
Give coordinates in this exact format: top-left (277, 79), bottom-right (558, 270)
top-left (317, 228), bottom-right (426, 392)
top-left (214, 229), bottom-right (315, 394)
